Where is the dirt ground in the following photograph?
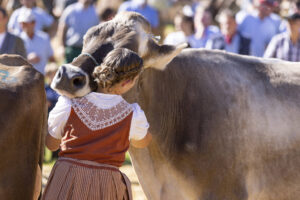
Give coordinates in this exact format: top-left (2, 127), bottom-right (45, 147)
top-left (42, 163), bottom-right (147, 200)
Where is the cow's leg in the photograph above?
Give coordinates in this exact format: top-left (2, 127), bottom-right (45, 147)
top-left (129, 147), bottom-right (163, 200)
top-left (129, 141), bottom-right (199, 200)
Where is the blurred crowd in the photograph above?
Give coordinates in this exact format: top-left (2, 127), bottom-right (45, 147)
top-left (164, 0), bottom-right (300, 61)
top-left (0, 0), bottom-right (300, 112)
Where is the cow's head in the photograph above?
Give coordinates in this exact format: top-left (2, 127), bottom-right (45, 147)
top-left (51, 11), bottom-right (187, 98)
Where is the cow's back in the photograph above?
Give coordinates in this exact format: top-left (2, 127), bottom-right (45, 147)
top-left (128, 49), bottom-right (300, 200)
top-left (0, 55), bottom-right (46, 200)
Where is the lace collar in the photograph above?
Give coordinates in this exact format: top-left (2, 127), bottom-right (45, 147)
top-left (82, 92), bottom-right (125, 108)
top-left (70, 92), bottom-right (132, 130)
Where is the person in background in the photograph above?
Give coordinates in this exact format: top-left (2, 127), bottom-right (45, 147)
top-left (206, 9), bottom-right (251, 55)
top-left (268, 0), bottom-right (284, 30)
top-left (7, 0), bottom-right (54, 35)
top-left (264, 12), bottom-right (300, 61)
top-left (57, 0), bottom-right (99, 63)
top-left (296, 1), bottom-right (300, 14)
top-left (188, 5), bottom-right (220, 48)
top-left (44, 62), bottom-right (60, 159)
top-left (44, 63), bottom-right (60, 112)
top-left (18, 9), bottom-right (55, 74)
top-left (238, 0), bottom-right (283, 57)
top-left (53, 0), bottom-right (77, 17)
top-left (42, 0), bottom-right (54, 16)
top-left (5, 0), bottom-right (22, 13)
top-left (236, 0), bottom-right (255, 24)
top-left (100, 7), bottom-right (116, 22)
top-left (163, 7), bottom-right (194, 46)
top-left (0, 7), bottom-right (26, 58)
top-left (118, 0), bottom-right (159, 31)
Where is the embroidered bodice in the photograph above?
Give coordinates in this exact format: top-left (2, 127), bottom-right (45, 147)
top-left (71, 96), bottom-right (132, 131)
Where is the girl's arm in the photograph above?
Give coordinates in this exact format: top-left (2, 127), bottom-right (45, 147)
top-left (47, 96), bottom-right (71, 151)
top-left (45, 133), bottom-right (61, 151)
top-left (131, 132), bottom-right (152, 148)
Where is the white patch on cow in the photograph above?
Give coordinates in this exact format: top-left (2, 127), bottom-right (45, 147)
top-left (136, 24), bottom-right (149, 57)
top-left (106, 37), bottom-right (113, 43)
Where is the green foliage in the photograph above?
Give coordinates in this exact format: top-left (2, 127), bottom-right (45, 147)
top-left (123, 152), bottom-right (132, 165)
top-left (43, 147), bottom-right (53, 164)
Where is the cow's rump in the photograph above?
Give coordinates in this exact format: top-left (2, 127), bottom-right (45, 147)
top-left (0, 54), bottom-right (46, 200)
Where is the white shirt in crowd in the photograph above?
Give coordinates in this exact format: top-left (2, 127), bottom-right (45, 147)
top-left (19, 30), bottom-right (53, 74)
top-left (8, 6), bottom-right (54, 35)
top-left (164, 31), bottom-right (188, 45)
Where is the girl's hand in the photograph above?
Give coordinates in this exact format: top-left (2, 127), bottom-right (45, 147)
top-left (27, 52), bottom-right (40, 64)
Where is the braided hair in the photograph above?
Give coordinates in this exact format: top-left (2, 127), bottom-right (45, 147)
top-left (93, 48), bottom-right (143, 89)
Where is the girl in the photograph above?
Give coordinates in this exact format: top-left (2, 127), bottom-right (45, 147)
top-left (43, 48), bottom-right (152, 200)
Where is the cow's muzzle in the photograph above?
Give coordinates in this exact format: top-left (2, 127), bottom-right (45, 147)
top-left (51, 65), bottom-right (88, 96)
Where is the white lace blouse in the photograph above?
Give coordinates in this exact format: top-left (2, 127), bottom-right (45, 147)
top-left (48, 92), bottom-right (149, 140)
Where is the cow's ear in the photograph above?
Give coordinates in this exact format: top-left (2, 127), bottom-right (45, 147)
top-left (143, 42), bottom-right (188, 70)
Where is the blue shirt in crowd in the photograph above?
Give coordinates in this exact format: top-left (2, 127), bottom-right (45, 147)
top-left (45, 84), bottom-right (60, 113)
top-left (188, 25), bottom-right (220, 48)
top-left (238, 13), bottom-right (281, 57)
top-left (60, 2), bottom-right (100, 47)
top-left (118, 1), bottom-right (159, 28)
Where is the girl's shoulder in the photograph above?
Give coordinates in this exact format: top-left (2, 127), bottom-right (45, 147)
top-left (130, 103), bottom-right (143, 113)
top-left (56, 95), bottom-right (72, 106)
top-left (130, 103), bottom-right (148, 122)
top-left (77, 92), bottom-right (125, 108)
top-left (61, 93), bottom-right (135, 110)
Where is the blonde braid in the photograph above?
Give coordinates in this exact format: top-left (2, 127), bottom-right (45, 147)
top-left (93, 48), bottom-right (143, 89)
top-left (93, 65), bottom-right (117, 89)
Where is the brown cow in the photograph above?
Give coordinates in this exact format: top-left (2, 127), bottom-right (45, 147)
top-left (51, 12), bottom-right (300, 200)
top-left (0, 54), bottom-right (46, 200)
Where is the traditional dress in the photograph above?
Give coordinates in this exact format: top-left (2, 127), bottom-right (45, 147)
top-left (43, 92), bottom-right (149, 200)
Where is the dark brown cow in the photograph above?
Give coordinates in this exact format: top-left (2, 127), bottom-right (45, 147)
top-left (51, 12), bottom-right (300, 200)
top-left (0, 54), bottom-right (46, 200)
